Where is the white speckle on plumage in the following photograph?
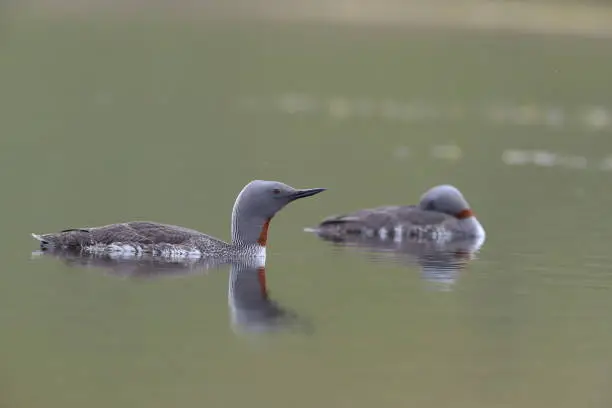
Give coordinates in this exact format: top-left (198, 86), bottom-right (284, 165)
top-left (393, 225), bottom-right (403, 243)
top-left (312, 184), bottom-right (485, 243)
top-left (378, 227), bottom-right (388, 240)
top-left (30, 180), bottom-right (326, 261)
top-left (121, 244), bottom-right (136, 253)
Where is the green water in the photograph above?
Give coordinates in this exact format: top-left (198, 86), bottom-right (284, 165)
top-left (1, 18), bottom-right (612, 408)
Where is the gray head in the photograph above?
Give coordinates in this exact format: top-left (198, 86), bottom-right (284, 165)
top-left (234, 180), bottom-right (326, 220)
top-left (231, 180), bottom-right (326, 245)
top-left (418, 185), bottom-right (473, 219)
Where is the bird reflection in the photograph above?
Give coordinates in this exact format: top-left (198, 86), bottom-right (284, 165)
top-left (32, 249), bottom-right (309, 334)
top-left (31, 248), bottom-right (229, 278)
top-left (228, 260), bottom-right (312, 335)
top-left (313, 234), bottom-right (485, 290)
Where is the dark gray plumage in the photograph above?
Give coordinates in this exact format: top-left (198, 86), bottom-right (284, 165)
top-left (310, 185), bottom-right (485, 242)
top-left (34, 221), bottom-right (224, 250)
top-left (317, 206), bottom-right (453, 240)
top-left (32, 180), bottom-right (326, 258)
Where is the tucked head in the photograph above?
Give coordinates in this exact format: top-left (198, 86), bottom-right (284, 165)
top-left (418, 185), bottom-right (473, 219)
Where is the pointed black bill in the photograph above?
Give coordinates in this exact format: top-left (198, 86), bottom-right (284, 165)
top-left (290, 188), bottom-right (326, 201)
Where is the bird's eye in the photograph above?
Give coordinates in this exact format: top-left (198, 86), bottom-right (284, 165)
top-left (272, 188), bottom-right (281, 194)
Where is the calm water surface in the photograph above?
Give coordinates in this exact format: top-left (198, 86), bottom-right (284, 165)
top-left (1, 17), bottom-right (612, 408)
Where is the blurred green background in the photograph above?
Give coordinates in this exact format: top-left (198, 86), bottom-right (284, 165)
top-left (1, 1), bottom-right (612, 407)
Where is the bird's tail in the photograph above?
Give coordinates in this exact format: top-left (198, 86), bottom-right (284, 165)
top-left (302, 227), bottom-right (319, 234)
top-left (31, 232), bottom-right (57, 248)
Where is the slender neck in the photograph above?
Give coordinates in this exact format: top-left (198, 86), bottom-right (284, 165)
top-left (231, 196), bottom-right (270, 247)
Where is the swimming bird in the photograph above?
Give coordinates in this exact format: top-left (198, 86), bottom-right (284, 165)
top-left (308, 184), bottom-right (484, 243)
top-left (32, 180), bottom-right (326, 259)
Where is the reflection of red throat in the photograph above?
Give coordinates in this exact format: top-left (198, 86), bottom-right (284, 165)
top-left (455, 209), bottom-right (474, 220)
top-left (257, 267), bottom-right (268, 298)
top-left (257, 218), bottom-right (271, 246)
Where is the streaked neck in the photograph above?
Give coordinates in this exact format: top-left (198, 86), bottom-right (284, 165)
top-left (231, 196), bottom-right (270, 247)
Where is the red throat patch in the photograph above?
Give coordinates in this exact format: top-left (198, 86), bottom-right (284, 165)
top-left (257, 218), bottom-right (271, 246)
top-left (257, 267), bottom-right (268, 298)
top-left (455, 209), bottom-right (474, 219)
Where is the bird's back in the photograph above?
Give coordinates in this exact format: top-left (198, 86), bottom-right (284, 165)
top-left (315, 205), bottom-right (456, 241)
top-left (33, 221), bottom-right (231, 258)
